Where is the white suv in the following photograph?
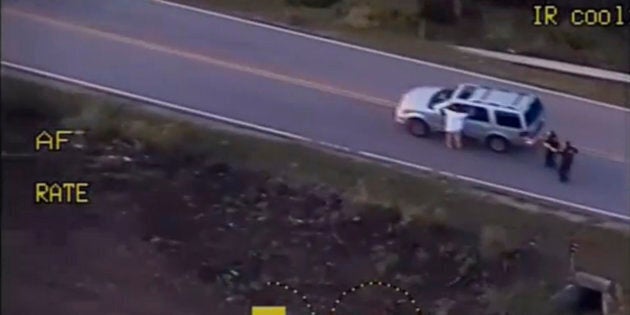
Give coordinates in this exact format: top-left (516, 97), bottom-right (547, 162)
top-left (394, 83), bottom-right (546, 153)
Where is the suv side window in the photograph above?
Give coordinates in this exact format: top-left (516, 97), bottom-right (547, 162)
top-left (458, 104), bottom-right (489, 123)
top-left (494, 111), bottom-right (522, 129)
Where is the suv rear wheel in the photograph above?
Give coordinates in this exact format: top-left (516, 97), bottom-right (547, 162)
top-left (406, 118), bottom-right (430, 137)
top-left (486, 135), bottom-right (510, 153)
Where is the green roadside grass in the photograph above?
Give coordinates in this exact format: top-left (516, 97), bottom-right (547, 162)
top-left (2, 74), bottom-right (630, 308)
top-left (168, 0), bottom-right (629, 108)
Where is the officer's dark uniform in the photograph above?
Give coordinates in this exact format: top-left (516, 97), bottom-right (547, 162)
top-left (558, 143), bottom-right (579, 183)
top-left (543, 132), bottom-right (560, 168)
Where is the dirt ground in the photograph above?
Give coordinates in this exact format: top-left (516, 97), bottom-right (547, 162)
top-left (1, 100), bottom-right (558, 315)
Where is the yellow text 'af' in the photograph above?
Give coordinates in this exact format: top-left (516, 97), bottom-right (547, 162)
top-left (252, 306), bottom-right (286, 315)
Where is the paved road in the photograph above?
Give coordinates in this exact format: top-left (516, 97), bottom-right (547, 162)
top-left (1, 0), bottom-right (629, 217)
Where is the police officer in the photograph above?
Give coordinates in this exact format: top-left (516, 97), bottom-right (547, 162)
top-left (558, 141), bottom-right (579, 183)
top-left (542, 131), bottom-right (560, 168)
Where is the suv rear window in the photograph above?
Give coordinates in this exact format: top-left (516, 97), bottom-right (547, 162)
top-left (495, 111), bottom-right (522, 129)
top-left (525, 98), bottom-right (543, 126)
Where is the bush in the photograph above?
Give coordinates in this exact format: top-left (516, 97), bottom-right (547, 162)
top-left (375, 6), bottom-right (420, 31)
top-left (405, 206), bottom-right (450, 231)
top-left (284, 10), bottom-right (307, 26)
top-left (547, 22), bottom-right (596, 51)
top-left (61, 102), bottom-right (123, 141)
top-left (479, 225), bottom-right (513, 261)
top-left (119, 120), bottom-right (207, 158)
top-left (344, 5), bottom-right (379, 29)
top-left (482, 0), bottom-right (537, 7)
top-left (60, 102), bottom-right (209, 161)
top-left (482, 0), bottom-right (622, 8)
top-left (483, 283), bottom-right (558, 315)
top-left (420, 0), bottom-right (463, 25)
top-left (483, 21), bottom-right (515, 50)
top-left (343, 3), bottom-right (419, 32)
top-left (285, 0), bottom-right (340, 8)
top-left (1, 79), bottom-right (82, 120)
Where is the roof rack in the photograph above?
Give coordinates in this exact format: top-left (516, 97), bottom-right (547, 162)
top-left (461, 85), bottom-right (529, 111)
top-left (512, 93), bottom-right (525, 106)
top-left (480, 87), bottom-right (492, 100)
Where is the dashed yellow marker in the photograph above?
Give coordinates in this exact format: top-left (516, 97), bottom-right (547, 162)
top-left (252, 306), bottom-right (286, 315)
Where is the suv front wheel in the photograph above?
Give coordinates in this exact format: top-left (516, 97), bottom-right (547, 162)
top-left (486, 135), bottom-right (510, 153)
top-left (406, 118), bottom-right (430, 137)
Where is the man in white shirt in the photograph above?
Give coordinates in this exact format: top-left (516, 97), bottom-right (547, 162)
top-left (443, 105), bottom-right (468, 149)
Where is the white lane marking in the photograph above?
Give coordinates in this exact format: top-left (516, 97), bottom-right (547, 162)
top-left (359, 151), bottom-right (432, 172)
top-left (317, 141), bottom-right (352, 152)
top-left (2, 60), bottom-right (628, 222)
top-left (359, 151), bottom-right (630, 222)
top-left (152, 0), bottom-right (630, 113)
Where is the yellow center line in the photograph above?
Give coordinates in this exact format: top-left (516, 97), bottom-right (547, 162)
top-left (3, 8), bottom-right (627, 163)
top-left (3, 8), bottom-right (396, 108)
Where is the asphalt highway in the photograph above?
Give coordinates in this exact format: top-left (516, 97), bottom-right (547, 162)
top-left (1, 0), bottom-right (629, 217)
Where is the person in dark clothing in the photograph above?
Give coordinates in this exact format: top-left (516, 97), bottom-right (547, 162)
top-left (558, 141), bottom-right (579, 183)
top-left (542, 131), bottom-right (560, 168)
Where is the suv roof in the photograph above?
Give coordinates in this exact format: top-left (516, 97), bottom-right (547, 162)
top-left (453, 84), bottom-right (535, 112)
